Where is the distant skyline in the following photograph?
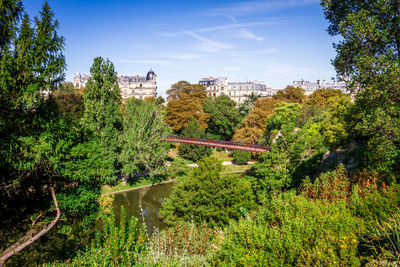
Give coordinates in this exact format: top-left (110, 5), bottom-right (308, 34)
top-left (24, 0), bottom-right (339, 97)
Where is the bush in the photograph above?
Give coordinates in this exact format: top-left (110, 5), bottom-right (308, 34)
top-left (139, 222), bottom-right (218, 266)
top-left (365, 211), bottom-right (400, 263)
top-left (301, 164), bottom-right (351, 201)
top-left (232, 150), bottom-right (251, 165)
top-left (349, 184), bottom-right (400, 229)
top-left (178, 120), bottom-right (212, 162)
top-left (213, 192), bottom-right (364, 266)
top-left (50, 208), bottom-right (146, 266)
top-left (160, 157), bottom-right (257, 228)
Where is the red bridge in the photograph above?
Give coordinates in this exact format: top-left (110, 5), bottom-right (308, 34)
top-left (165, 136), bottom-right (269, 153)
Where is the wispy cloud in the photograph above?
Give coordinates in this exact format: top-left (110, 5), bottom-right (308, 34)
top-left (203, 0), bottom-right (319, 19)
top-left (195, 20), bottom-right (282, 33)
top-left (236, 29), bottom-right (264, 41)
top-left (183, 30), bottom-right (234, 52)
top-left (159, 20), bottom-right (281, 37)
top-left (228, 48), bottom-right (277, 56)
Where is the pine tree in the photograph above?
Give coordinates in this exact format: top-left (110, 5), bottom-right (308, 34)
top-left (83, 57), bottom-right (122, 182)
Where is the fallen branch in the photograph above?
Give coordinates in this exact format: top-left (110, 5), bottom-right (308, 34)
top-left (0, 186), bottom-right (61, 267)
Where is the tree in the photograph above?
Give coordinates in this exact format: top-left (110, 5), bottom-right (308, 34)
top-left (55, 82), bottom-right (76, 94)
top-left (0, 0), bottom-right (23, 49)
top-left (155, 96), bottom-right (165, 105)
top-left (233, 98), bottom-right (279, 143)
top-left (178, 120), bottom-right (212, 162)
top-left (264, 102), bottom-right (302, 141)
top-left (0, 2), bottom-right (107, 265)
top-left (321, 0), bottom-right (400, 181)
top-left (120, 98), bottom-right (170, 177)
top-left (232, 150), bottom-right (251, 165)
top-left (204, 95), bottom-right (241, 140)
top-left (82, 57), bottom-right (122, 182)
top-left (160, 157), bottom-right (257, 227)
top-left (273, 86), bottom-right (306, 104)
top-left (144, 96), bottom-right (156, 104)
top-left (238, 92), bottom-right (260, 117)
top-left (165, 81), bottom-right (210, 133)
top-left (306, 88), bottom-right (348, 106)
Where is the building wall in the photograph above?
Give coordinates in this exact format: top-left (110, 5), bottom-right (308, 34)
top-left (73, 70), bottom-right (157, 99)
top-left (292, 79), bottom-right (347, 96)
top-left (199, 77), bottom-right (274, 104)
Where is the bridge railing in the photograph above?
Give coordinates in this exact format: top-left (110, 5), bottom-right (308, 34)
top-left (165, 136), bottom-right (269, 153)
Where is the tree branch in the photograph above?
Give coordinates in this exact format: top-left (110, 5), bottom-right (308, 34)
top-left (0, 186), bottom-right (61, 267)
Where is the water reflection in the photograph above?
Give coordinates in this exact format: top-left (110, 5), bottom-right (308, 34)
top-left (112, 182), bottom-right (174, 233)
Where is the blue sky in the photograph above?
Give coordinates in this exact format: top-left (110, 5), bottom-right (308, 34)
top-left (24, 0), bottom-right (339, 97)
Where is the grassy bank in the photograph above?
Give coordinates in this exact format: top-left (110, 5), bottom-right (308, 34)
top-left (102, 176), bottom-right (159, 194)
top-left (223, 163), bottom-right (254, 173)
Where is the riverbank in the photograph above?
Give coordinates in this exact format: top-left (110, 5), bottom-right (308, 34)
top-left (106, 179), bottom-right (175, 195)
top-left (102, 177), bottom-right (162, 194)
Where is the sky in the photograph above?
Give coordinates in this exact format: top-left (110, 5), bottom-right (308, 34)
top-left (24, 0), bottom-right (339, 97)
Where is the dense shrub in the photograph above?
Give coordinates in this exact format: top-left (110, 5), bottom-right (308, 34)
top-left (160, 157), bottom-right (257, 227)
top-left (50, 208), bottom-right (146, 266)
top-left (140, 222), bottom-right (219, 266)
top-left (365, 211), bottom-right (400, 263)
top-left (301, 165), bottom-right (351, 201)
top-left (178, 120), bottom-right (212, 162)
top-left (232, 150), bottom-right (251, 165)
top-left (213, 192), bottom-right (364, 266)
top-left (349, 184), bottom-right (400, 229)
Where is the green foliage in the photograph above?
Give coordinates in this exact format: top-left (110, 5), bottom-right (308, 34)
top-left (82, 57), bottom-right (122, 182)
top-left (204, 95), bottom-right (241, 140)
top-left (253, 150), bottom-right (291, 199)
top-left (320, 96), bottom-right (352, 150)
top-left (155, 96), bottom-right (165, 105)
top-left (322, 0), bottom-right (400, 180)
top-left (0, 2), bottom-right (109, 265)
top-left (232, 150), bottom-right (251, 165)
top-left (160, 157), bottom-right (257, 228)
top-left (265, 102), bottom-right (301, 137)
top-left (296, 105), bottom-right (327, 127)
top-left (55, 82), bottom-right (76, 94)
top-left (178, 120), bottom-right (212, 162)
top-left (349, 184), bottom-right (400, 230)
top-left (306, 88), bottom-right (347, 106)
top-left (301, 165), bottom-right (350, 201)
top-left (120, 98), bottom-right (170, 177)
top-left (366, 211), bottom-right (400, 262)
top-left (141, 222), bottom-right (218, 266)
top-left (52, 208), bottom-right (147, 266)
top-left (213, 192), bottom-right (363, 266)
top-left (238, 92), bottom-right (260, 117)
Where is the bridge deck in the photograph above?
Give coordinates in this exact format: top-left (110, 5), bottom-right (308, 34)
top-left (165, 136), bottom-right (269, 153)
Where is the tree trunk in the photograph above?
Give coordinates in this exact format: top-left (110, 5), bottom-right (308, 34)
top-left (0, 187), bottom-right (61, 267)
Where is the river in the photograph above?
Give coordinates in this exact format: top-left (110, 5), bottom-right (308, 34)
top-left (112, 181), bottom-right (175, 233)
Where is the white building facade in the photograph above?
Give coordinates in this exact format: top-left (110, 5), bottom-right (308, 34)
top-left (74, 69), bottom-right (157, 99)
top-left (199, 77), bottom-right (274, 104)
top-left (292, 79), bottom-right (347, 96)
